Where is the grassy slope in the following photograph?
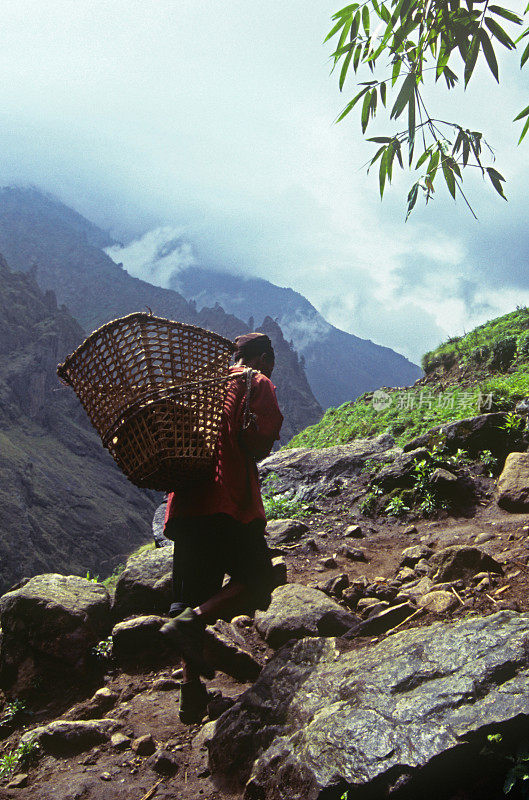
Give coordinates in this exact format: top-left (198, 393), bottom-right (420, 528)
top-left (286, 307), bottom-right (529, 450)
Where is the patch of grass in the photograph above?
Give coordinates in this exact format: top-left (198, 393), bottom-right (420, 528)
top-left (0, 737), bottom-right (40, 780)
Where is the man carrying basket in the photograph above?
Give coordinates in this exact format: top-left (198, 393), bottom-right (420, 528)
top-left (160, 332), bottom-right (283, 724)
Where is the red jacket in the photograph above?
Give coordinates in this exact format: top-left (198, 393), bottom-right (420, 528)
top-left (164, 365), bottom-right (283, 525)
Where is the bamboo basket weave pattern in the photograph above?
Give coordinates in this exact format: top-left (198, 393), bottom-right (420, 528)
top-left (57, 313), bottom-right (236, 490)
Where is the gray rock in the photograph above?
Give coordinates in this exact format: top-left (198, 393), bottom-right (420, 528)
top-left (132, 733), bottom-right (156, 756)
top-left (265, 519), bottom-right (309, 545)
top-left (259, 435), bottom-right (397, 499)
top-left (403, 413), bottom-right (514, 457)
top-left (21, 719), bottom-right (120, 755)
top-left (400, 545), bottom-right (433, 567)
top-left (204, 620), bottom-right (262, 681)
top-left (498, 452), bottom-right (529, 511)
top-left (113, 546), bottom-right (173, 619)
top-left (336, 546), bottom-right (367, 562)
top-left (209, 612), bottom-right (529, 798)
top-left (110, 732), bottom-right (131, 750)
top-left (346, 602), bottom-right (416, 637)
top-left (150, 748), bottom-right (179, 775)
top-left (418, 591), bottom-right (458, 614)
top-left (152, 501), bottom-right (172, 547)
top-left (415, 558), bottom-right (431, 575)
top-left (474, 531), bottom-right (495, 544)
top-left (255, 584), bottom-right (358, 648)
top-left (65, 687), bottom-right (119, 720)
top-left (429, 545), bottom-right (503, 582)
top-left (430, 468), bottom-right (458, 485)
top-left (375, 448), bottom-right (431, 490)
top-left (271, 556), bottom-right (287, 586)
top-left (112, 615), bottom-right (168, 663)
top-left (345, 524), bottom-right (364, 538)
top-left (0, 574), bottom-right (111, 696)
top-left (318, 573), bottom-right (349, 598)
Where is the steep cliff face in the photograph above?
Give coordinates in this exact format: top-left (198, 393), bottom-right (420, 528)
top-left (0, 255), bottom-right (156, 594)
top-left (0, 187), bottom-right (322, 438)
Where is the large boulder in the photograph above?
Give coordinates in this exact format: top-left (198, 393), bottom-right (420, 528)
top-left (259, 435), bottom-right (397, 499)
top-left (403, 413), bottom-right (524, 459)
top-left (0, 574), bottom-right (111, 696)
top-left (497, 452), bottom-right (529, 511)
top-left (113, 545), bottom-right (173, 619)
top-left (429, 545), bottom-right (503, 582)
top-left (208, 611), bottom-right (529, 798)
top-left (254, 584), bottom-right (358, 648)
top-left (152, 501), bottom-right (172, 548)
top-left (375, 448), bottom-right (431, 490)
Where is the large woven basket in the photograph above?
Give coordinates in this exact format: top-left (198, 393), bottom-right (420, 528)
top-left (57, 312), bottom-right (236, 491)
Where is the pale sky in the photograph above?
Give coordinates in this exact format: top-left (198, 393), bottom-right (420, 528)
top-left (1, 0), bottom-right (528, 362)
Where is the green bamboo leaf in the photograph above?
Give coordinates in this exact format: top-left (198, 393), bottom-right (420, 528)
top-left (367, 145), bottom-right (386, 172)
top-left (406, 181), bottom-right (419, 220)
top-left (478, 28), bottom-right (499, 81)
top-left (379, 148), bottom-right (387, 197)
top-left (486, 166), bottom-right (507, 198)
top-left (392, 58), bottom-right (402, 86)
top-left (368, 136), bottom-right (393, 143)
top-left (380, 81), bottom-right (387, 106)
top-left (485, 17), bottom-right (516, 49)
top-left (514, 104), bottom-right (529, 121)
top-left (361, 90), bottom-right (372, 133)
top-left (442, 160), bottom-right (456, 198)
top-left (390, 71), bottom-right (415, 119)
top-left (362, 5), bottom-right (370, 35)
top-left (324, 18), bottom-right (347, 43)
top-left (380, 4), bottom-right (391, 22)
top-left (353, 43), bottom-right (362, 71)
top-left (337, 17), bottom-right (353, 53)
top-left (522, 39), bottom-right (529, 67)
top-left (335, 86), bottom-right (369, 122)
top-left (339, 48), bottom-right (354, 90)
top-left (488, 6), bottom-right (522, 24)
top-left (464, 34), bottom-right (479, 86)
top-left (518, 115), bottom-right (529, 143)
top-left (428, 149), bottom-right (440, 178)
top-left (415, 148), bottom-right (431, 169)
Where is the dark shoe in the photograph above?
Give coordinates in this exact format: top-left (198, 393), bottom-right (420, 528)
top-left (179, 680), bottom-right (210, 725)
top-left (160, 608), bottom-right (215, 679)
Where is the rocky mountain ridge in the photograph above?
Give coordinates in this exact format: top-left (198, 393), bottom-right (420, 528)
top-left (0, 254), bottom-right (156, 595)
top-left (0, 187), bottom-right (322, 442)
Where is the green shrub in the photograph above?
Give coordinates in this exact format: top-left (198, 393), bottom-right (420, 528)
top-left (489, 337), bottom-right (517, 371)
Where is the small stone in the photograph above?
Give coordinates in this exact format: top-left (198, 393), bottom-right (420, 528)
top-left (356, 598), bottom-right (380, 611)
top-left (341, 586), bottom-right (361, 609)
top-left (271, 556), bottom-right (288, 586)
top-left (475, 577), bottom-right (490, 592)
top-left (471, 572), bottom-right (490, 583)
top-left (305, 538), bottom-right (320, 552)
top-left (100, 772), bottom-right (112, 781)
top-left (363, 601), bottom-right (390, 619)
top-left (131, 734), bottom-right (156, 756)
top-left (345, 525), bottom-right (364, 538)
top-left (6, 774), bottom-right (28, 789)
top-left (111, 733), bottom-right (131, 751)
top-left (336, 546), bottom-right (367, 562)
top-left (415, 559), bottom-right (431, 575)
top-left (151, 748), bottom-right (179, 776)
top-left (231, 615), bottom-right (253, 628)
top-left (404, 525), bottom-right (418, 535)
top-left (319, 573), bottom-right (349, 598)
top-left (207, 693), bottom-right (235, 720)
top-left (321, 557), bottom-right (337, 569)
top-left (400, 545), bottom-right (433, 567)
top-left (418, 591), bottom-right (458, 614)
top-left (396, 567), bottom-right (416, 582)
top-left (475, 532), bottom-right (495, 545)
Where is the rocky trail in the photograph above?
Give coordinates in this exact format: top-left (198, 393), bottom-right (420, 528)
top-left (3, 417), bottom-right (529, 799)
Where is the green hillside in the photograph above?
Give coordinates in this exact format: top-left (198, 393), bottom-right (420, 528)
top-left (287, 307), bottom-right (529, 450)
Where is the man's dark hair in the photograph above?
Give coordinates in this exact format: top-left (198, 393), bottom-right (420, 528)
top-left (234, 333), bottom-right (274, 362)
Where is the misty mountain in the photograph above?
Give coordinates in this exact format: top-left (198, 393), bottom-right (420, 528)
top-left (0, 187), bottom-right (322, 441)
top-left (174, 268), bottom-right (422, 409)
top-left (0, 254), bottom-right (156, 594)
